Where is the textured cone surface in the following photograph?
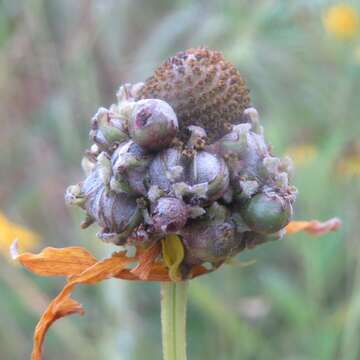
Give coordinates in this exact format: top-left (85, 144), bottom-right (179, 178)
top-left (137, 48), bottom-right (251, 141)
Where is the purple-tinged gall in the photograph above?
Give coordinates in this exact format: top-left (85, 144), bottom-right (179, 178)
top-left (128, 99), bottom-right (178, 151)
top-left (151, 197), bottom-right (188, 233)
top-left (187, 151), bottom-right (230, 202)
top-left (148, 147), bottom-right (185, 193)
top-left (181, 219), bottom-right (241, 265)
top-left (79, 168), bottom-right (143, 243)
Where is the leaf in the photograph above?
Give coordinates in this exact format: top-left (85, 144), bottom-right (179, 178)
top-left (285, 218), bottom-right (341, 236)
top-left (161, 234), bottom-right (185, 282)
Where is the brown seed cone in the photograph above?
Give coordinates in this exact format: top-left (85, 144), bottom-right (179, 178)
top-left (137, 48), bottom-right (251, 142)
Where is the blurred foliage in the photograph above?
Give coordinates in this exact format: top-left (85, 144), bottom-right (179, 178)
top-left (0, 0), bottom-right (359, 359)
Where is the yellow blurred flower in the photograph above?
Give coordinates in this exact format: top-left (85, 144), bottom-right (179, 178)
top-left (336, 155), bottom-right (360, 179)
top-left (323, 4), bottom-right (360, 39)
top-left (285, 144), bottom-right (318, 167)
top-left (0, 211), bottom-right (39, 258)
top-left (337, 157), bottom-right (360, 177)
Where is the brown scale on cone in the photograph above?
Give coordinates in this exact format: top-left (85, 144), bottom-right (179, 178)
top-left (137, 48), bottom-right (251, 142)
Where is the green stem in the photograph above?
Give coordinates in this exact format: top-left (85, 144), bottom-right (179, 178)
top-left (161, 281), bottom-right (188, 360)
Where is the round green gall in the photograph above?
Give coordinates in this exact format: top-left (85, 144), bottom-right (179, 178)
top-left (241, 192), bottom-right (292, 234)
top-left (128, 99), bottom-right (178, 151)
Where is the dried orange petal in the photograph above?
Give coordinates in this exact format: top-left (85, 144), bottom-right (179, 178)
top-left (14, 249), bottom-right (135, 360)
top-left (131, 242), bottom-right (161, 280)
top-left (32, 296), bottom-right (84, 360)
top-left (285, 218), bottom-right (341, 235)
top-left (11, 242), bottom-right (97, 277)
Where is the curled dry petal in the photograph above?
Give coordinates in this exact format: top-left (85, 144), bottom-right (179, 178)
top-left (285, 218), bottom-right (342, 235)
top-left (12, 245), bottom-right (134, 360)
top-left (32, 297), bottom-right (84, 360)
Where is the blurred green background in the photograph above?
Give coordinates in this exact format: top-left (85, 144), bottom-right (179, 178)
top-left (1, 0), bottom-right (359, 359)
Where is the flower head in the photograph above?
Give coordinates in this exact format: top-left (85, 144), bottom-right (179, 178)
top-left (323, 4), bottom-right (360, 39)
top-left (12, 48), bottom-right (341, 360)
top-left (65, 82), bottom-right (297, 271)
